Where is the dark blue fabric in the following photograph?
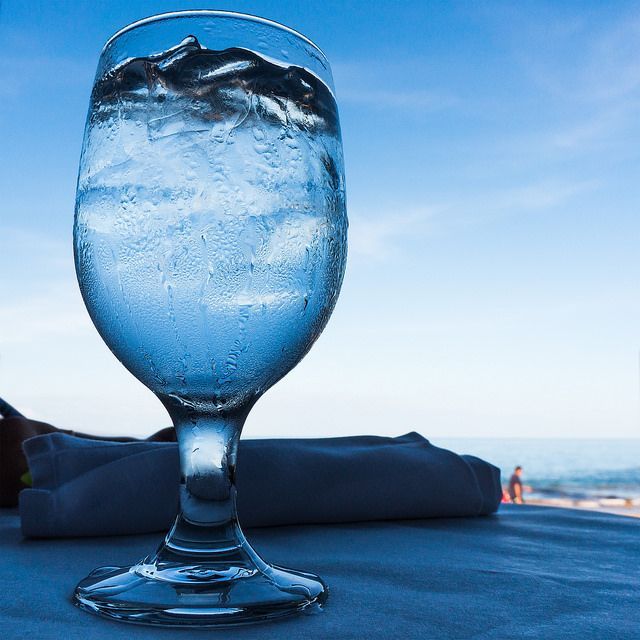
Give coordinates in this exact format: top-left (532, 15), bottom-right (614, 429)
top-left (0, 397), bottom-right (22, 418)
top-left (1, 506), bottom-right (638, 639)
top-left (20, 432), bottom-right (501, 538)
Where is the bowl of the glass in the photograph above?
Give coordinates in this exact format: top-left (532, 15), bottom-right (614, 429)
top-left (74, 35), bottom-right (347, 410)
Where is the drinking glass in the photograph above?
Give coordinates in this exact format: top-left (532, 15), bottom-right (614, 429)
top-left (72, 11), bottom-right (347, 626)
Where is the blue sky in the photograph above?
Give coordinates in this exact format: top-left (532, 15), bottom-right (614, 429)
top-left (1, 1), bottom-right (640, 438)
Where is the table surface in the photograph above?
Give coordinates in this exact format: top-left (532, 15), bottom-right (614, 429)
top-left (1, 505), bottom-right (638, 639)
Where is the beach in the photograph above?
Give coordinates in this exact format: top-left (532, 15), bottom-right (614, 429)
top-left (525, 497), bottom-right (640, 518)
top-left (433, 437), bottom-right (640, 518)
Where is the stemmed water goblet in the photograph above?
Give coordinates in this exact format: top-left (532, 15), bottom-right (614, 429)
top-left (72, 10), bottom-right (347, 626)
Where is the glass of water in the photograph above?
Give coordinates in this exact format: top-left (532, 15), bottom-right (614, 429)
top-left (73, 11), bottom-right (347, 626)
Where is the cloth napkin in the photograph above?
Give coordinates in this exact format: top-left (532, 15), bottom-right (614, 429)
top-left (0, 401), bottom-right (173, 507)
top-left (19, 431), bottom-right (501, 538)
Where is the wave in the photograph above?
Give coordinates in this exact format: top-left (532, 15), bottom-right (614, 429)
top-left (526, 467), bottom-right (640, 500)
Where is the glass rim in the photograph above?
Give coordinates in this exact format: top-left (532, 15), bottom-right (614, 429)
top-left (103, 10), bottom-right (330, 65)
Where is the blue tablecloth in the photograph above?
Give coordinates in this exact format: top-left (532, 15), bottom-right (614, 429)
top-left (1, 505), bottom-right (638, 639)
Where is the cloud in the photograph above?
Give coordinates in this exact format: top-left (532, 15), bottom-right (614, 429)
top-left (548, 108), bottom-right (628, 151)
top-left (0, 282), bottom-right (91, 346)
top-left (1, 227), bottom-right (70, 261)
top-left (348, 207), bottom-right (439, 259)
top-left (347, 177), bottom-right (597, 262)
top-left (0, 228), bottom-right (72, 292)
top-left (479, 179), bottom-right (599, 212)
top-left (0, 27), bottom-right (94, 97)
top-left (580, 15), bottom-right (640, 104)
top-left (0, 54), bottom-right (93, 97)
top-left (484, 5), bottom-right (640, 103)
top-left (338, 87), bottom-right (457, 111)
top-left (332, 60), bottom-right (458, 112)
top-left (0, 227), bottom-right (87, 346)
top-left (475, 6), bottom-right (640, 160)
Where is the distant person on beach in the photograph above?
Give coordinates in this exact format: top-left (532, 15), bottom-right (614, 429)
top-left (508, 466), bottom-right (524, 504)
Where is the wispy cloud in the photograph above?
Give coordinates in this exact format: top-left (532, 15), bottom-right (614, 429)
top-left (0, 28), bottom-right (93, 97)
top-left (0, 54), bottom-right (93, 97)
top-left (338, 87), bottom-right (457, 111)
top-left (576, 15), bottom-right (640, 104)
top-left (476, 179), bottom-right (599, 213)
top-left (349, 207), bottom-right (439, 259)
top-left (0, 227), bottom-right (72, 290)
top-left (548, 107), bottom-right (629, 151)
top-left (0, 228), bottom-right (87, 346)
top-left (348, 177), bottom-right (598, 262)
top-left (469, 6), bottom-right (640, 165)
top-left (0, 282), bottom-right (91, 346)
top-left (486, 6), bottom-right (640, 103)
top-left (332, 60), bottom-right (458, 112)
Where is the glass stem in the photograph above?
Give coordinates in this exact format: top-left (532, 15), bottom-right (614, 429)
top-left (156, 397), bottom-right (254, 559)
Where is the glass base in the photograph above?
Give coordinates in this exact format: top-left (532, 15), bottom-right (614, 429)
top-left (73, 560), bottom-right (328, 627)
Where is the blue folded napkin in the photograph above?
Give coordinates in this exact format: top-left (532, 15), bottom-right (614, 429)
top-left (19, 432), bottom-right (501, 538)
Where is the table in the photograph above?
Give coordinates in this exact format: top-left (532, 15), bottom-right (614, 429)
top-left (1, 505), bottom-right (638, 639)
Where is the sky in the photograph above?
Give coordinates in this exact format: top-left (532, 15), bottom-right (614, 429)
top-left (1, 1), bottom-right (640, 439)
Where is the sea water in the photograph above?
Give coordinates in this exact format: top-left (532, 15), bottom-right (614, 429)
top-left (434, 437), bottom-right (640, 501)
top-left (74, 37), bottom-right (347, 410)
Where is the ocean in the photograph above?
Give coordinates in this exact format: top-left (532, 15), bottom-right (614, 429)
top-left (432, 438), bottom-right (640, 502)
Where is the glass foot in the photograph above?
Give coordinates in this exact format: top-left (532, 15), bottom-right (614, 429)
top-left (73, 560), bottom-right (327, 627)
